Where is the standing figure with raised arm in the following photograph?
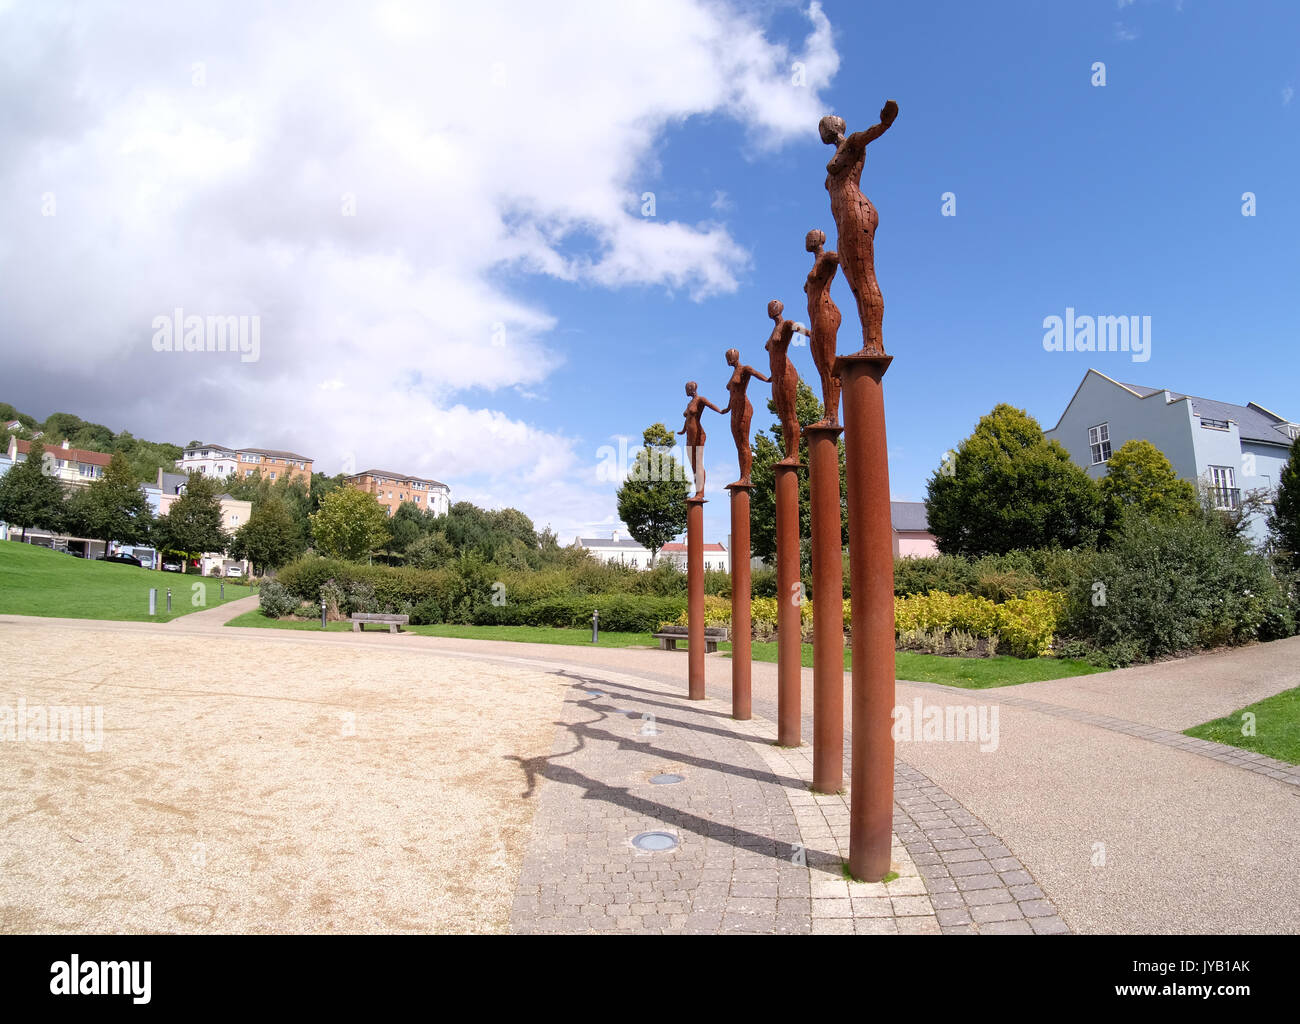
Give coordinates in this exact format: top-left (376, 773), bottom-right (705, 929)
top-left (820, 99), bottom-right (898, 356)
top-left (804, 228), bottom-right (843, 426)
top-left (764, 300), bottom-right (809, 464)
top-left (678, 380), bottom-right (723, 498)
top-left (720, 348), bottom-right (770, 486)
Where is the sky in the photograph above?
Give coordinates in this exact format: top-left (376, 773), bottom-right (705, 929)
top-left (1, 0), bottom-right (1297, 547)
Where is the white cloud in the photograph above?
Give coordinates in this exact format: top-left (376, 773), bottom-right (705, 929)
top-left (0, 0), bottom-right (838, 538)
top-left (1284, 84), bottom-right (1295, 106)
top-left (1113, 21), bottom-right (1140, 41)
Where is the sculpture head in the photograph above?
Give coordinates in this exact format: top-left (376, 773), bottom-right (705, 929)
top-left (805, 228), bottom-right (825, 253)
top-left (685, 380), bottom-right (697, 397)
top-left (818, 115), bottom-right (846, 145)
top-left (767, 299), bottom-right (784, 321)
top-left (725, 348), bottom-right (739, 367)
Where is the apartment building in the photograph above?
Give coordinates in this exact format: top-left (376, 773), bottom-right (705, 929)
top-left (574, 530), bottom-right (730, 571)
top-left (156, 470), bottom-right (251, 575)
top-left (178, 443), bottom-right (314, 487)
top-left (345, 469), bottom-right (451, 517)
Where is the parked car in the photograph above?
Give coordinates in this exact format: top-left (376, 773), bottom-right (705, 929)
top-left (224, 565), bottom-right (243, 578)
top-left (162, 560), bottom-right (182, 572)
top-left (100, 554), bottom-right (143, 567)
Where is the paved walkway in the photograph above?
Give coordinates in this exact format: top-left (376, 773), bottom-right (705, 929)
top-left (5, 608), bottom-right (1297, 933)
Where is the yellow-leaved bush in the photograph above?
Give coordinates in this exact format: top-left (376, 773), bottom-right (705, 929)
top-left (669, 589), bottom-right (1067, 658)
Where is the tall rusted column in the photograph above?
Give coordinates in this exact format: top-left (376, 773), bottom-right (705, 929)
top-left (806, 424), bottom-right (844, 794)
top-left (686, 495), bottom-right (707, 701)
top-left (726, 483), bottom-right (753, 720)
top-left (835, 353), bottom-right (895, 882)
top-left (773, 462), bottom-right (802, 746)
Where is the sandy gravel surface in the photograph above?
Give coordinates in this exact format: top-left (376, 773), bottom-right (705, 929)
top-left (0, 620), bottom-right (570, 934)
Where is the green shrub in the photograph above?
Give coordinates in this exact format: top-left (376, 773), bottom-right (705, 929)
top-left (257, 580), bottom-right (298, 618)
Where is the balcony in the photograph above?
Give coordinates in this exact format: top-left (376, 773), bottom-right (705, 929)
top-left (1207, 486), bottom-right (1240, 510)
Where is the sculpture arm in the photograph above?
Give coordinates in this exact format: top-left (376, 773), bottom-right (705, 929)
top-left (702, 398), bottom-right (724, 415)
top-left (847, 100), bottom-right (898, 150)
top-left (746, 366), bottom-right (771, 384)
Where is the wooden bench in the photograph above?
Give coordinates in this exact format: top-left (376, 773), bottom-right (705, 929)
top-left (652, 626), bottom-right (729, 653)
top-left (351, 612), bottom-right (409, 634)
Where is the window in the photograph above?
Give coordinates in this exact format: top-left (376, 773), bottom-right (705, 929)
top-left (270, 472), bottom-right (276, 480)
top-left (1200, 417), bottom-right (1230, 431)
top-left (1209, 465), bottom-right (1238, 509)
top-left (705, 561), bottom-right (712, 570)
top-left (630, 558), bottom-right (637, 567)
top-left (1088, 423), bottom-right (1112, 464)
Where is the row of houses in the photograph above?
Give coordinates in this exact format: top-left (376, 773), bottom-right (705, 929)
top-left (1, 434), bottom-right (454, 571)
top-left (176, 443), bottom-right (452, 517)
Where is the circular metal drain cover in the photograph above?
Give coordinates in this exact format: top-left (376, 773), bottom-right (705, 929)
top-left (649, 773), bottom-right (684, 785)
top-left (631, 831), bottom-right (679, 852)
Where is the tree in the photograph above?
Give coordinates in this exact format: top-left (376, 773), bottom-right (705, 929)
top-left (309, 486), bottom-right (390, 561)
top-left (0, 439), bottom-right (68, 541)
top-left (1098, 439), bottom-right (1198, 538)
top-left (925, 403), bottom-right (1103, 556)
top-left (1268, 441), bottom-right (1300, 567)
top-left (69, 452), bottom-right (153, 550)
top-left (230, 496), bottom-right (302, 575)
top-left (616, 423), bottom-right (689, 565)
top-left (154, 472), bottom-right (230, 563)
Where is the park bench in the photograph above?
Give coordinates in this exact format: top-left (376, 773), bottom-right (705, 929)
top-left (351, 612), bottom-right (409, 634)
top-left (652, 625), bottom-right (729, 653)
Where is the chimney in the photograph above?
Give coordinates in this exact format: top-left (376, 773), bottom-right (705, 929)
top-left (62, 439), bottom-right (70, 449)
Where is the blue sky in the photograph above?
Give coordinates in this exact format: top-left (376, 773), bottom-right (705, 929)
top-left (508, 0), bottom-right (1300, 541)
top-left (2, 0), bottom-right (1297, 546)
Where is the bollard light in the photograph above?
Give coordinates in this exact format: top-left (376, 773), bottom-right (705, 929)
top-left (321, 597), bottom-right (327, 630)
top-left (149, 588), bottom-right (157, 616)
top-left (220, 581), bottom-right (225, 600)
top-left (166, 588), bottom-right (172, 613)
top-left (592, 608), bottom-right (599, 644)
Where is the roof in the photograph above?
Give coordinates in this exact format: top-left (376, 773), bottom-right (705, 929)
top-left (158, 471), bottom-right (188, 493)
top-left (575, 536), bottom-right (649, 549)
top-left (661, 542), bottom-right (727, 553)
top-left (12, 439), bottom-right (112, 466)
top-left (237, 446), bottom-right (314, 461)
top-left (1119, 381), bottom-right (1297, 446)
top-left (891, 501), bottom-right (931, 533)
top-left (185, 444), bottom-right (314, 461)
top-left (350, 469), bottom-right (448, 488)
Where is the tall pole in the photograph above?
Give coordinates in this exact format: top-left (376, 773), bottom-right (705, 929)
top-left (726, 483), bottom-right (753, 720)
top-left (686, 495), bottom-right (707, 700)
top-left (835, 352), bottom-right (895, 882)
top-left (806, 423), bottom-right (844, 794)
top-left (773, 462), bottom-right (802, 746)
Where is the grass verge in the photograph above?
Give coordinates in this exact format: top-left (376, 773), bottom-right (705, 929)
top-left (1183, 686), bottom-right (1300, 765)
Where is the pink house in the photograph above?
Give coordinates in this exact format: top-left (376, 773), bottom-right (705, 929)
top-left (891, 501), bottom-right (939, 559)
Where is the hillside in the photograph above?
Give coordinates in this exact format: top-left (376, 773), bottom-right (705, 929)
top-left (0, 402), bottom-right (184, 486)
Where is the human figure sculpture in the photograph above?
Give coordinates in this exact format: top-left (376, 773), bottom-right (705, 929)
top-left (820, 100), bottom-right (898, 356)
top-left (719, 348), bottom-right (770, 486)
top-left (678, 380), bottom-right (722, 498)
top-left (804, 228), bottom-right (842, 427)
top-left (764, 300), bottom-right (808, 464)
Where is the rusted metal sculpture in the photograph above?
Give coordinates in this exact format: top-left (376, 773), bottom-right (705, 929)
top-left (823, 99), bottom-right (899, 882)
top-left (721, 351), bottom-right (765, 720)
top-left (804, 228), bottom-right (843, 427)
top-left (720, 348), bottom-right (770, 487)
top-left (820, 100), bottom-right (897, 357)
top-left (764, 300), bottom-right (810, 463)
top-left (677, 380), bottom-right (721, 499)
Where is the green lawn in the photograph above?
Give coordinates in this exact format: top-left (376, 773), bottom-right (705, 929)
top-left (1183, 686), bottom-right (1300, 765)
top-left (224, 611), bottom-right (654, 648)
top-left (733, 640), bottom-right (1101, 688)
top-left (0, 539), bottom-right (253, 622)
top-left (223, 606), bottom-right (1098, 687)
